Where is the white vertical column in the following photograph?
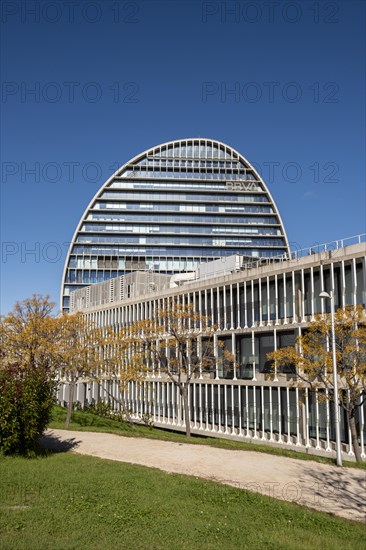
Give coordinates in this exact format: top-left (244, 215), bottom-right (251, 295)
top-left (152, 382), bottom-right (157, 423)
top-left (140, 380), bottom-right (150, 417)
top-left (224, 385), bottom-right (229, 434)
top-left (211, 384), bottom-right (215, 432)
top-left (162, 382), bottom-right (166, 424)
top-left (171, 381), bottom-right (176, 425)
top-left (166, 382), bottom-right (171, 424)
top-left (204, 289), bottom-right (208, 324)
top-left (273, 328), bottom-right (278, 381)
top-left (292, 271), bottom-right (297, 324)
top-left (198, 334), bottom-right (203, 380)
top-left (76, 382), bottom-right (81, 403)
top-left (216, 286), bottom-right (220, 330)
top-left (253, 386), bottom-right (257, 439)
top-left (238, 384), bottom-right (242, 436)
top-left (217, 384), bottom-right (222, 433)
top-left (244, 281), bottom-right (248, 328)
top-left (205, 384), bottom-right (209, 431)
top-left (237, 282), bottom-right (241, 329)
top-left (199, 291), bottom-right (202, 330)
top-left (230, 284), bottom-right (234, 329)
top-left (92, 381), bottom-right (98, 403)
top-left (315, 389), bottom-right (320, 449)
top-left (134, 381), bottom-right (138, 416)
top-left (278, 387), bottom-right (282, 443)
top-left (223, 285), bottom-right (227, 330)
top-left (267, 276), bottom-right (271, 326)
top-left (146, 381), bottom-right (150, 418)
top-left (128, 381), bottom-right (132, 414)
top-left (330, 262), bottom-right (335, 307)
top-left (193, 383), bottom-right (197, 429)
top-left (275, 274), bottom-right (279, 325)
top-left (232, 332), bottom-right (237, 380)
top-left (199, 383), bottom-right (203, 430)
top-left (177, 385), bottom-right (182, 427)
top-left (251, 331), bottom-right (256, 381)
top-left (193, 290), bottom-right (197, 324)
top-left (187, 379), bottom-right (192, 432)
top-left (129, 381), bottom-right (134, 415)
top-left (283, 273), bottom-right (287, 324)
top-left (269, 386), bottom-right (273, 441)
top-left (261, 386), bottom-right (266, 440)
top-left (352, 257), bottom-right (357, 306)
top-left (286, 387), bottom-right (291, 444)
top-left (325, 388), bottom-right (331, 452)
top-left (305, 388), bottom-right (310, 448)
top-left (301, 269), bottom-right (306, 322)
top-left (245, 385), bottom-right (249, 437)
top-left (251, 280), bottom-right (255, 327)
top-left (341, 260), bottom-right (346, 308)
top-left (296, 387), bottom-right (301, 446)
top-left (139, 381), bottom-right (143, 419)
top-left (259, 278), bottom-right (263, 327)
top-left (320, 263), bottom-right (325, 315)
top-left (231, 385), bottom-right (235, 434)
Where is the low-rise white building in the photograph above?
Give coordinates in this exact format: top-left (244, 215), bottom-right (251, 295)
top-left (61, 235), bottom-right (366, 461)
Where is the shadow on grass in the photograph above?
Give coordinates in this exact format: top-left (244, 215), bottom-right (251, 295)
top-left (38, 432), bottom-right (81, 454)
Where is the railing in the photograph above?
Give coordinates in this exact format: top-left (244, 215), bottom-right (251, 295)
top-left (241, 233), bottom-right (366, 271)
top-left (290, 233), bottom-right (366, 259)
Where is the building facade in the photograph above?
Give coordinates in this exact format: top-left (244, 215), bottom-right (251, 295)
top-left (61, 139), bottom-right (289, 312)
top-left (63, 236), bottom-right (366, 460)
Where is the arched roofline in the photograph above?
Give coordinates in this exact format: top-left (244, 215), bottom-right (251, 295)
top-left (60, 138), bottom-right (290, 310)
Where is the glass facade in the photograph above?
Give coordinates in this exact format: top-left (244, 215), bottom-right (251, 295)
top-left (61, 139), bottom-right (289, 312)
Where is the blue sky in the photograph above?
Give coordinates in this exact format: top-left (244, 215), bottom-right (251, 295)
top-left (1, 0), bottom-right (365, 314)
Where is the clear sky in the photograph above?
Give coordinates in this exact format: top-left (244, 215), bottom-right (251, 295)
top-left (1, 0), bottom-right (365, 315)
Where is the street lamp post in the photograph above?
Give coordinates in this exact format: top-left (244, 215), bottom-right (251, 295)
top-left (319, 291), bottom-right (343, 466)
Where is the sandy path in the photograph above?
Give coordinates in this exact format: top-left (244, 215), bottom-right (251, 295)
top-left (41, 429), bottom-right (366, 523)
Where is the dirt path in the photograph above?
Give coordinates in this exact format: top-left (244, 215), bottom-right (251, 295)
top-left (41, 429), bottom-right (366, 523)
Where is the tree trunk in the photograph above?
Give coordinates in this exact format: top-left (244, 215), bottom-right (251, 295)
top-left (121, 395), bottom-right (134, 427)
top-left (182, 384), bottom-right (191, 437)
top-left (348, 410), bottom-right (363, 463)
top-left (65, 380), bottom-right (75, 429)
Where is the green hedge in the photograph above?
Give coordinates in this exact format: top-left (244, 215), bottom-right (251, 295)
top-left (0, 363), bottom-right (56, 455)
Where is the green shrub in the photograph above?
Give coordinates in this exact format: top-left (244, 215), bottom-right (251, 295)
top-left (84, 400), bottom-right (131, 424)
top-left (0, 363), bottom-right (56, 455)
top-left (84, 400), bottom-right (115, 418)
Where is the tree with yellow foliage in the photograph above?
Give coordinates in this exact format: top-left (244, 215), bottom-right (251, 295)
top-left (58, 312), bottom-right (145, 428)
top-left (268, 305), bottom-right (366, 462)
top-left (0, 294), bottom-right (61, 371)
top-left (124, 299), bottom-right (233, 436)
top-left (58, 313), bottom-right (107, 428)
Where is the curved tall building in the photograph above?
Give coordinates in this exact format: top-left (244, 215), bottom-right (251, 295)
top-left (61, 139), bottom-right (289, 312)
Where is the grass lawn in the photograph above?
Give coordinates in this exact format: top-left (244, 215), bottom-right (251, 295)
top-left (0, 451), bottom-right (365, 550)
top-left (49, 406), bottom-right (366, 470)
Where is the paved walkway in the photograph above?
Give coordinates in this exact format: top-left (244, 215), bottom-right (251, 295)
top-left (42, 429), bottom-right (366, 523)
